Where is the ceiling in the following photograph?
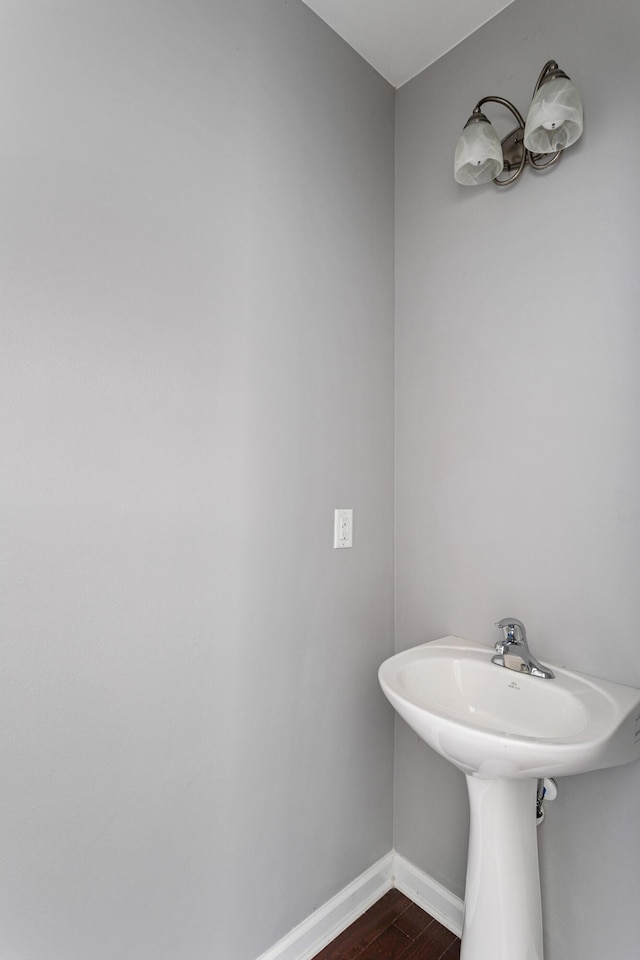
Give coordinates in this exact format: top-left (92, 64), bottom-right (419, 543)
top-left (300, 0), bottom-right (516, 87)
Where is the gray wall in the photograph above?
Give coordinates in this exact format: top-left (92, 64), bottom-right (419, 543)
top-left (395, 0), bottom-right (640, 956)
top-left (1, 3), bottom-right (395, 958)
top-left (4, 0), bottom-right (639, 957)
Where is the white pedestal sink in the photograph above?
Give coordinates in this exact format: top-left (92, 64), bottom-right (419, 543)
top-left (379, 636), bottom-right (640, 960)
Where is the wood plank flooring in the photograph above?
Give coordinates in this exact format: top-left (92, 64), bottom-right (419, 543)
top-left (311, 889), bottom-right (461, 960)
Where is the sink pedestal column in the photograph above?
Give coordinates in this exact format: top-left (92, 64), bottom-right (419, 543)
top-left (461, 776), bottom-right (543, 960)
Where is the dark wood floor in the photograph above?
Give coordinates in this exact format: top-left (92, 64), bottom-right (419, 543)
top-left (311, 889), bottom-right (461, 960)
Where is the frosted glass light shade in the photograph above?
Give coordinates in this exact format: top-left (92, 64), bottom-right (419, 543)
top-left (524, 76), bottom-right (583, 153)
top-left (454, 119), bottom-right (504, 186)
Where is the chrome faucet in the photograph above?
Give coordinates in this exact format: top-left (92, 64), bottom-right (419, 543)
top-left (492, 618), bottom-right (555, 679)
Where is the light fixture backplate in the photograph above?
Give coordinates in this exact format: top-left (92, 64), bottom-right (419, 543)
top-left (501, 127), bottom-right (525, 171)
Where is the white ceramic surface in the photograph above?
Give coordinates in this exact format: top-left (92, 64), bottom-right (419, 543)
top-left (461, 777), bottom-right (542, 960)
top-left (380, 636), bottom-right (640, 959)
top-left (379, 636), bottom-right (640, 778)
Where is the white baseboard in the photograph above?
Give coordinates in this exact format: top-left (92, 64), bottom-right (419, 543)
top-left (255, 850), bottom-right (463, 960)
top-left (255, 852), bottom-right (394, 960)
top-left (392, 852), bottom-right (464, 938)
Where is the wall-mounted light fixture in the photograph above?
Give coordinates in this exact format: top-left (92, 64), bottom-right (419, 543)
top-left (454, 60), bottom-right (583, 187)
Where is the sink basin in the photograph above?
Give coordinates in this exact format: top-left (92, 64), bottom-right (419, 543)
top-left (379, 636), bottom-right (640, 778)
top-left (379, 635), bottom-right (640, 960)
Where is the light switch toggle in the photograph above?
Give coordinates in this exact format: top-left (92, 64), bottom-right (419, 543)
top-left (334, 509), bottom-right (353, 549)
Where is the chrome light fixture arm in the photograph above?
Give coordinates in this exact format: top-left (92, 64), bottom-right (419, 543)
top-left (471, 96), bottom-right (528, 186)
top-left (526, 60), bottom-right (565, 170)
top-left (532, 59), bottom-right (570, 98)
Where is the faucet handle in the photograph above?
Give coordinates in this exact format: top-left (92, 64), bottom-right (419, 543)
top-left (495, 617), bottom-right (527, 645)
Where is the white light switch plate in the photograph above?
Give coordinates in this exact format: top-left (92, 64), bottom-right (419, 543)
top-left (334, 509), bottom-right (353, 549)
